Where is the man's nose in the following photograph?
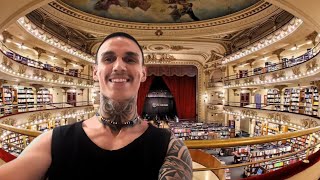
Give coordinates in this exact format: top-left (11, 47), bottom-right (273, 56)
top-left (112, 58), bottom-right (126, 72)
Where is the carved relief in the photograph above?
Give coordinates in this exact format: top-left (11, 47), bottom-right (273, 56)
top-left (219, 66), bottom-right (227, 73)
top-left (292, 66), bottom-right (300, 75)
top-left (1, 56), bottom-right (13, 69)
top-left (241, 109), bottom-right (257, 117)
top-left (64, 77), bottom-right (74, 82)
top-left (170, 45), bottom-right (193, 51)
top-left (204, 69), bottom-right (213, 76)
top-left (235, 79), bottom-right (240, 84)
top-left (272, 70), bottom-right (285, 79)
top-left (206, 50), bottom-right (222, 63)
top-left (52, 74), bottom-right (59, 81)
top-left (259, 74), bottom-right (266, 81)
top-left (2, 118), bottom-right (16, 126)
top-left (207, 105), bottom-right (218, 110)
top-left (144, 53), bottom-right (176, 64)
top-left (301, 118), bottom-right (318, 128)
top-left (267, 112), bottom-right (291, 122)
top-left (17, 65), bottom-right (27, 74)
top-left (282, 114), bottom-right (290, 123)
top-left (78, 79), bottom-right (83, 84)
top-left (306, 59), bottom-right (318, 71)
top-left (28, 112), bottom-right (52, 122)
top-left (33, 70), bottom-right (47, 78)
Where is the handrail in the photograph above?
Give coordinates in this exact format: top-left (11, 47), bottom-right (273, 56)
top-left (224, 101), bottom-right (320, 118)
top-left (193, 143), bottom-right (318, 171)
top-left (224, 41), bottom-right (320, 81)
top-left (184, 126), bottom-right (320, 149)
top-left (0, 43), bottom-right (93, 81)
top-left (0, 123), bottom-right (41, 137)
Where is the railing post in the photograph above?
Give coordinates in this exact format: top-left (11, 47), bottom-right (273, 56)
top-left (303, 133), bottom-right (314, 163)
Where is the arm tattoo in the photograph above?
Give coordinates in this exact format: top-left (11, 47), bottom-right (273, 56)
top-left (158, 132), bottom-right (193, 180)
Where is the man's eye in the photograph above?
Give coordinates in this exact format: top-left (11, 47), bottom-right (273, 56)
top-left (104, 56), bottom-right (116, 62)
top-left (124, 57), bottom-right (137, 63)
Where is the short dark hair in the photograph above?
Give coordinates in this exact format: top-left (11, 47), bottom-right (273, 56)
top-left (95, 32), bottom-right (144, 64)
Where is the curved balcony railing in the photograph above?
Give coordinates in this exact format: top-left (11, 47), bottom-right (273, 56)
top-left (225, 42), bottom-right (320, 81)
top-left (0, 47), bottom-right (94, 88)
top-left (0, 116), bottom-right (319, 179)
top-left (0, 43), bottom-right (93, 80)
top-left (222, 18), bottom-right (303, 64)
top-left (224, 101), bottom-right (319, 118)
top-left (0, 101), bottom-right (93, 118)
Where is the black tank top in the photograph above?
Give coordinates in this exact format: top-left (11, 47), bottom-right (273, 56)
top-left (46, 121), bottom-right (171, 180)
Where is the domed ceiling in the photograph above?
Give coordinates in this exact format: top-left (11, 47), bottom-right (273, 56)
top-left (59, 0), bottom-right (261, 23)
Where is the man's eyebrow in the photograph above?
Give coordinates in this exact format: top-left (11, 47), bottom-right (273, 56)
top-left (124, 51), bottom-right (139, 57)
top-left (100, 51), bottom-right (115, 58)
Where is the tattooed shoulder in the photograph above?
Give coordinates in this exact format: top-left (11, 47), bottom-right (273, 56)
top-left (158, 132), bottom-right (193, 180)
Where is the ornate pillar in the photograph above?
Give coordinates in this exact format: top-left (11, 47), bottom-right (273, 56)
top-left (60, 87), bottom-right (70, 103)
top-left (33, 47), bottom-right (46, 60)
top-left (274, 85), bottom-right (288, 109)
top-left (306, 31), bottom-right (318, 46)
top-left (30, 84), bottom-right (43, 108)
top-left (272, 48), bottom-right (285, 63)
top-left (1, 31), bottom-right (13, 43)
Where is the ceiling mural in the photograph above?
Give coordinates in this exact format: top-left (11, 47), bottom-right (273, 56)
top-left (59, 0), bottom-right (261, 23)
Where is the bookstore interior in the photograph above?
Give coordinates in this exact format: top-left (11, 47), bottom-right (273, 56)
top-left (1, 0), bottom-right (320, 179)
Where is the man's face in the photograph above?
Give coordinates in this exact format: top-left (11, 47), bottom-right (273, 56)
top-left (94, 37), bottom-right (146, 101)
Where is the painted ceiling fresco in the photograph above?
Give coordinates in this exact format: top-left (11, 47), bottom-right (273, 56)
top-left (60, 0), bottom-right (261, 23)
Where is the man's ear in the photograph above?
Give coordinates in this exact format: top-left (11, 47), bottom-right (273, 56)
top-left (141, 66), bottom-right (147, 82)
top-left (93, 64), bottom-right (98, 81)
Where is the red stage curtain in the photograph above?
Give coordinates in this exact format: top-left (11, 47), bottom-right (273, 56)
top-left (162, 75), bottom-right (196, 120)
top-left (137, 75), bottom-right (155, 116)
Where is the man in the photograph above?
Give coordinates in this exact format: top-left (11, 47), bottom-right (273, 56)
top-left (0, 32), bottom-right (193, 179)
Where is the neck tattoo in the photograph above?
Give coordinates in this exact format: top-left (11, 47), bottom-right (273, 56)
top-left (98, 95), bottom-right (140, 131)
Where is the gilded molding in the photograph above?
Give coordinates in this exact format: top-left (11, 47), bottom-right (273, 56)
top-left (52, 74), bottom-right (59, 81)
top-left (301, 118), bottom-right (318, 128)
top-left (292, 66), bottom-right (301, 75)
top-left (1, 118), bottom-right (16, 126)
top-left (259, 74), bottom-right (266, 81)
top-left (306, 59), bottom-right (318, 71)
top-left (144, 53), bottom-right (176, 64)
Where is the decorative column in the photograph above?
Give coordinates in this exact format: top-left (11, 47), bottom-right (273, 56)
top-left (31, 84), bottom-right (43, 109)
top-left (272, 48), bottom-right (285, 63)
top-left (1, 31), bottom-right (13, 43)
top-left (274, 85), bottom-right (288, 110)
top-left (306, 31), bottom-right (318, 46)
top-left (33, 47), bottom-right (46, 60)
top-left (60, 87), bottom-right (70, 104)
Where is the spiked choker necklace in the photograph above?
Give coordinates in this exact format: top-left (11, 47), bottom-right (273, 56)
top-left (95, 112), bottom-right (140, 129)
